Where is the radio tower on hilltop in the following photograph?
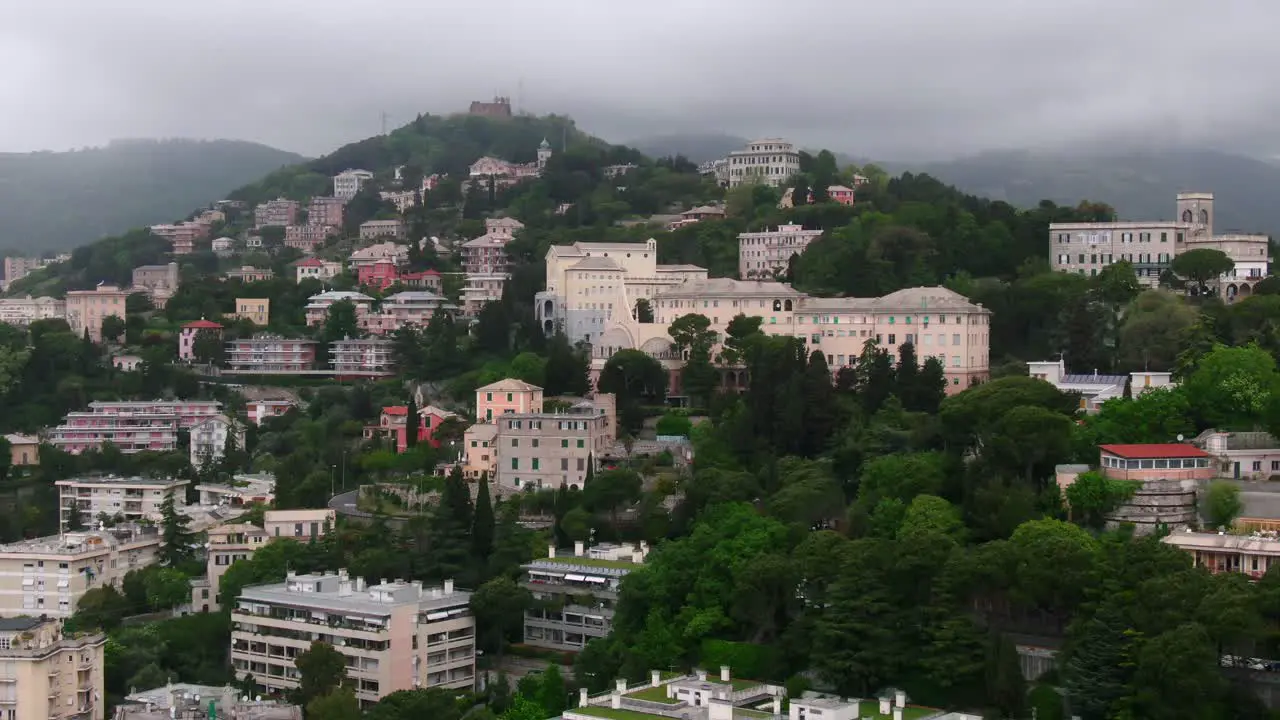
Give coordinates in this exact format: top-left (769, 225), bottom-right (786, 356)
top-left (380, 111), bottom-right (390, 135)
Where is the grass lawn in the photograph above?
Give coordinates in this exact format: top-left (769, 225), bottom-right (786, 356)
top-left (728, 678), bottom-right (764, 690)
top-left (863, 706), bottom-right (935, 720)
top-left (626, 686), bottom-right (679, 704)
top-left (545, 555), bottom-right (637, 570)
top-left (573, 707), bottom-right (668, 720)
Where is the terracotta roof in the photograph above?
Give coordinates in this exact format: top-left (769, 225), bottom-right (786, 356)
top-left (1099, 443), bottom-right (1209, 459)
top-left (383, 406), bottom-right (408, 416)
top-left (184, 319), bottom-right (224, 329)
top-left (296, 257), bottom-right (326, 267)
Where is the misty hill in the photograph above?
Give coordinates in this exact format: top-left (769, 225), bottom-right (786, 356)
top-left (905, 148), bottom-right (1280, 237)
top-left (0, 139), bottom-right (304, 254)
top-left (627, 133), bottom-right (749, 164)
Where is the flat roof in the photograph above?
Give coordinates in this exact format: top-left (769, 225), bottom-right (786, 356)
top-left (56, 476), bottom-right (187, 487)
top-left (239, 575), bottom-right (470, 616)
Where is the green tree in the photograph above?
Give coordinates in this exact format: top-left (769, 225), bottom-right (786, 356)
top-left (1171, 248), bottom-right (1234, 297)
top-left (306, 686), bottom-right (361, 720)
top-left (405, 394), bottom-right (420, 449)
top-left (100, 314), bottom-right (125, 343)
top-left (599, 349), bottom-right (667, 432)
top-left (1064, 471), bottom-right (1137, 530)
top-left (501, 695), bottom-right (547, 720)
top-left (537, 664), bottom-right (567, 716)
top-left (472, 473), bottom-right (495, 563)
top-left (1203, 480), bottom-right (1243, 530)
top-left (1117, 291), bottom-right (1197, 372)
top-left (1184, 344), bottom-right (1280, 430)
top-left (471, 576), bottom-right (532, 659)
top-left (668, 313), bottom-right (719, 407)
top-left (144, 567), bottom-right (191, 610)
top-left (634, 298), bottom-right (654, 323)
top-left (322, 300), bottom-right (361, 342)
top-left (158, 490), bottom-right (193, 566)
top-left (582, 468), bottom-right (642, 521)
top-left (719, 314), bottom-right (763, 366)
top-left (293, 641), bottom-right (347, 707)
top-left (191, 328), bottom-right (224, 365)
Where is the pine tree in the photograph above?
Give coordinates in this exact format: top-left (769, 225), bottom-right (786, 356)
top-left (405, 393), bottom-right (420, 450)
top-left (472, 472), bottom-right (495, 568)
top-left (158, 490), bottom-right (193, 566)
top-left (428, 466), bottom-right (474, 583)
top-left (802, 350), bottom-right (838, 456)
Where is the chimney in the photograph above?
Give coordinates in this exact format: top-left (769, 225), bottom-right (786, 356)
top-left (850, 700), bottom-right (860, 716)
top-left (338, 569), bottom-right (349, 580)
top-left (548, 544), bottom-right (556, 559)
top-left (579, 687), bottom-right (588, 707)
top-left (632, 550), bottom-right (644, 564)
top-left (337, 580), bottom-right (352, 597)
top-left (772, 696), bottom-right (781, 714)
top-left (895, 691), bottom-right (905, 708)
top-left (893, 709), bottom-right (903, 720)
top-left (575, 541), bottom-right (585, 557)
top-left (696, 669), bottom-right (707, 681)
top-left (616, 678), bottom-right (627, 694)
top-left (444, 579), bottom-right (454, 595)
top-left (380, 578), bottom-right (388, 587)
top-left (286, 570), bottom-right (297, 580)
top-left (720, 666), bottom-right (730, 683)
top-left (650, 670), bottom-right (660, 687)
top-left (411, 580), bottom-right (423, 597)
top-left (879, 698), bottom-right (891, 715)
top-left (611, 693), bottom-right (621, 710)
top-left (355, 577), bottom-right (366, 592)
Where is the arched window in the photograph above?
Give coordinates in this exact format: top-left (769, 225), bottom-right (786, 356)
top-left (1199, 209), bottom-right (1209, 225)
top-left (784, 299), bottom-right (793, 311)
top-left (1182, 209), bottom-right (1193, 222)
top-left (772, 299), bottom-right (782, 311)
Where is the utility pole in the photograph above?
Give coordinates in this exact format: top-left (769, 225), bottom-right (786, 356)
top-left (380, 111), bottom-right (390, 135)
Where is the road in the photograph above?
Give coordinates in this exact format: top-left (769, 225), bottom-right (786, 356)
top-left (328, 489), bottom-right (370, 519)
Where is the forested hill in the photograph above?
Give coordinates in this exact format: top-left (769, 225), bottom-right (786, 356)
top-left (0, 139), bottom-right (304, 254)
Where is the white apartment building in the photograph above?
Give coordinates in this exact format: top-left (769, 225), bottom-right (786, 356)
top-left (461, 273), bottom-right (507, 318)
top-left (295, 257), bottom-right (344, 284)
top-left (1028, 360), bottom-right (1175, 413)
top-left (189, 415), bottom-right (245, 469)
top-left (523, 541), bottom-right (646, 652)
top-left (0, 296), bottom-right (65, 325)
top-left (231, 570), bottom-right (475, 705)
top-left (304, 290), bottom-right (375, 327)
top-left (0, 616), bottom-right (106, 720)
top-left (56, 476), bottom-right (188, 531)
top-left (738, 223), bottom-right (824, 279)
top-left (534, 239), bottom-right (708, 344)
top-left (115, 683), bottom-right (301, 719)
top-left (1050, 192), bottom-right (1272, 296)
top-left (333, 169), bottom-right (374, 200)
top-left (720, 138), bottom-right (801, 188)
top-left (0, 523), bottom-right (161, 617)
top-left (196, 473), bottom-right (276, 507)
top-left (362, 291), bottom-right (457, 335)
top-left (330, 337), bottom-right (396, 376)
top-left (593, 281), bottom-right (991, 395)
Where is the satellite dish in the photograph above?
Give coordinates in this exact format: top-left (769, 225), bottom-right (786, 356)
top-left (1177, 434), bottom-right (1185, 442)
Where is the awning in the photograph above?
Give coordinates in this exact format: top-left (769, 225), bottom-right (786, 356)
top-left (584, 576), bottom-right (608, 584)
top-left (564, 574), bottom-right (587, 582)
top-left (426, 611), bottom-right (449, 621)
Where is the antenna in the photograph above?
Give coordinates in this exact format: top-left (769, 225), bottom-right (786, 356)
top-left (380, 111), bottom-right (390, 135)
top-left (517, 77), bottom-right (525, 114)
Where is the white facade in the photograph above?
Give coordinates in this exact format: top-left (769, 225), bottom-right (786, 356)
top-left (55, 476), bottom-right (189, 530)
top-left (333, 169), bottom-right (374, 200)
top-left (0, 295), bottom-right (65, 325)
top-left (738, 223), bottom-right (824, 279)
top-left (190, 415), bottom-right (244, 468)
top-left (722, 138), bottom-right (801, 188)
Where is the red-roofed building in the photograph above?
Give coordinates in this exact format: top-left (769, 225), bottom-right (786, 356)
top-left (365, 404), bottom-right (461, 452)
top-left (1099, 443), bottom-right (1212, 481)
top-left (357, 258), bottom-right (400, 291)
top-left (179, 319), bottom-right (223, 361)
top-left (402, 269), bottom-right (443, 293)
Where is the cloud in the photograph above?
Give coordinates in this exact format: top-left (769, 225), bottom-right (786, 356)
top-left (2, 0), bottom-right (1277, 160)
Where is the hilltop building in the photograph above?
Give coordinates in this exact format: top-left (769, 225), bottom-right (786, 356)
top-left (738, 223), bottom-right (824, 279)
top-left (713, 138), bottom-right (801, 188)
top-left (50, 400), bottom-right (224, 456)
top-left (253, 199), bottom-right (301, 229)
top-left (469, 96), bottom-right (513, 117)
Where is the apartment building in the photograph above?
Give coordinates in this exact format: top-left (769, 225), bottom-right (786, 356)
top-left (461, 424), bottom-right (497, 480)
top-left (0, 523), bottom-right (161, 615)
top-left (245, 399), bottom-right (297, 426)
top-left (225, 335), bottom-right (317, 373)
top-left (254, 199), bottom-right (302, 229)
top-left (6, 434), bottom-right (38, 468)
top-left (0, 616), bottom-right (106, 720)
top-left (65, 284), bottom-right (129, 342)
top-left (493, 406), bottom-right (610, 492)
top-left (196, 473), bottom-right (276, 507)
top-left (149, 222), bottom-right (210, 255)
top-left (50, 401), bottom-right (223, 456)
top-left (358, 220), bottom-right (406, 241)
top-left (523, 541), bottom-right (646, 652)
top-left (1163, 530), bottom-right (1280, 579)
top-left (366, 405), bottom-right (459, 453)
top-left (348, 243), bottom-right (408, 270)
top-left (1027, 360), bottom-right (1175, 412)
top-left (460, 273), bottom-right (506, 318)
top-left (357, 259), bottom-right (400, 291)
top-left (211, 236), bottom-right (235, 256)
top-left (0, 296), bottom-right (65, 325)
top-left (401, 269), bottom-right (443, 293)
top-left (188, 509), bottom-right (333, 613)
top-left (1049, 192), bottom-right (1272, 294)
top-left (304, 290), bottom-right (374, 327)
top-left (230, 570), bottom-right (475, 704)
top-left (1197, 430), bottom-right (1280, 480)
top-left (225, 267), bottom-right (273, 284)
top-left (114, 682), bottom-right (301, 719)
top-left (362, 291), bottom-right (457, 334)
top-left (284, 224), bottom-right (335, 252)
top-left (56, 476), bottom-right (188, 529)
top-left (232, 298), bottom-right (270, 325)
top-left (333, 169), bottom-right (374, 200)
top-left (307, 196), bottom-right (346, 227)
top-left (534, 238), bottom-right (708, 344)
top-left (330, 337), bottom-right (395, 377)
top-left (667, 204), bottom-right (726, 230)
top-left (177, 319), bottom-right (223, 362)
top-left (190, 415), bottom-right (244, 469)
top-left (3, 254), bottom-right (69, 289)
top-left (294, 257), bottom-right (343, 284)
top-left (460, 218), bottom-right (525, 276)
top-left (380, 190), bottom-right (419, 213)
top-left (738, 223), bottom-right (824, 279)
top-left (129, 263), bottom-right (179, 293)
top-left (476, 379), bottom-right (544, 422)
top-left (719, 138), bottom-right (801, 188)
top-left (596, 281), bottom-right (991, 395)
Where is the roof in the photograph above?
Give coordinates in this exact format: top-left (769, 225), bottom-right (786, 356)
top-left (656, 278), bottom-right (802, 298)
top-left (383, 406), bottom-right (408, 416)
top-left (568, 257), bottom-right (624, 272)
top-left (403, 269), bottom-right (442, 278)
top-left (477, 378), bottom-right (543, 393)
top-left (183, 319), bottom-right (224, 330)
top-left (4, 433), bottom-right (38, 445)
top-left (1100, 443), bottom-right (1209, 459)
top-left (295, 257), bottom-right (328, 267)
top-left (0, 617), bottom-right (43, 631)
top-left (1061, 374), bottom-right (1127, 386)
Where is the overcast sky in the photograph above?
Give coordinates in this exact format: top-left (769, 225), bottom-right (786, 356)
top-left (3, 0), bottom-right (1277, 161)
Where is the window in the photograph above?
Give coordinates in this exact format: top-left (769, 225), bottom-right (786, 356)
top-left (510, 438), bottom-right (519, 447)
top-left (952, 333), bottom-right (961, 346)
top-left (888, 334), bottom-right (896, 345)
top-left (531, 439), bottom-right (539, 448)
top-left (577, 439), bottom-right (585, 448)
top-left (561, 439), bottom-right (569, 448)
top-left (532, 459), bottom-right (540, 470)
top-left (1254, 461), bottom-right (1263, 472)
top-left (486, 393), bottom-right (493, 401)
top-left (511, 458), bottom-right (519, 470)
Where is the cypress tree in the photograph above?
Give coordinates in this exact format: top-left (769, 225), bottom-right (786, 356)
top-left (405, 393), bottom-right (420, 450)
top-left (472, 472), bottom-right (495, 566)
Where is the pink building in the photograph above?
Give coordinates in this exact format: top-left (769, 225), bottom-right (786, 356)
top-left (254, 198), bottom-right (301, 229)
top-left (348, 242), bottom-right (409, 270)
top-left (358, 258), bottom-right (401, 291)
top-left (150, 221), bottom-right (211, 255)
top-left (361, 291), bottom-right (457, 335)
top-left (307, 196), bottom-right (346, 227)
top-left (827, 185), bottom-right (856, 205)
top-left (1098, 444), bottom-right (1213, 482)
top-left (461, 218), bottom-right (524, 274)
top-left (402, 269), bottom-right (443, 292)
top-left (245, 399), bottom-right (296, 425)
top-left (284, 224), bottom-right (335, 252)
top-left (50, 400), bottom-right (223, 453)
top-left (179, 319), bottom-right (224, 361)
top-left (365, 404), bottom-right (460, 452)
top-left (225, 335), bottom-right (318, 373)
top-left (475, 378), bottom-right (543, 423)
top-left (65, 283), bottom-right (129, 341)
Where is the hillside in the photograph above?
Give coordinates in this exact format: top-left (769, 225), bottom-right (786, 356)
top-left (906, 148), bottom-right (1280, 237)
top-left (627, 133), bottom-right (750, 164)
top-left (0, 139), bottom-right (304, 255)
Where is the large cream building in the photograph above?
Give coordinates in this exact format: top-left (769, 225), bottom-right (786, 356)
top-left (718, 139), bottom-right (801, 188)
top-left (0, 616), bottom-right (106, 720)
top-left (593, 280), bottom-right (990, 395)
top-left (534, 239), bottom-right (707, 344)
top-left (231, 570), bottom-right (474, 705)
top-left (56, 477), bottom-right (188, 531)
top-left (0, 524), bottom-right (161, 618)
top-left (1050, 192), bottom-right (1270, 298)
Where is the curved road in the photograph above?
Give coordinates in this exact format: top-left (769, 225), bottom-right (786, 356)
top-left (328, 489), bottom-right (371, 520)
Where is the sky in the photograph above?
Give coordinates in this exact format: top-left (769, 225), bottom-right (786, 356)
top-left (3, 0), bottom-right (1278, 161)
